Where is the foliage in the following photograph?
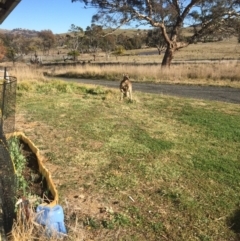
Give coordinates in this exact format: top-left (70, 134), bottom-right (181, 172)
top-left (115, 33), bottom-right (144, 50)
top-left (66, 24), bottom-right (84, 51)
top-left (113, 45), bottom-right (125, 55)
top-left (101, 34), bottom-right (116, 53)
top-left (67, 50), bottom-right (80, 60)
top-left (38, 30), bottom-right (56, 54)
top-left (0, 33), bottom-right (21, 63)
top-left (85, 24), bottom-right (105, 53)
top-left (0, 40), bottom-right (6, 61)
top-left (68, 24), bottom-right (84, 35)
top-left (8, 137), bottom-right (28, 195)
top-left (146, 28), bottom-right (166, 54)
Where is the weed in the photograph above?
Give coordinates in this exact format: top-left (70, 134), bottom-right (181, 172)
top-left (84, 217), bottom-right (100, 229)
top-left (86, 86), bottom-right (107, 95)
top-left (8, 136), bottom-right (28, 195)
top-left (17, 82), bottom-right (33, 91)
top-left (102, 213), bottom-right (130, 229)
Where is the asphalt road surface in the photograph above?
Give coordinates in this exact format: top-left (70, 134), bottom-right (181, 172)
top-left (62, 78), bottom-right (240, 104)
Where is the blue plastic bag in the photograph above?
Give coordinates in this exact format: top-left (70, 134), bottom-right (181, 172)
top-left (35, 204), bottom-right (67, 238)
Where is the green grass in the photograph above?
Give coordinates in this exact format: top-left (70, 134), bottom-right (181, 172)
top-left (15, 80), bottom-right (240, 240)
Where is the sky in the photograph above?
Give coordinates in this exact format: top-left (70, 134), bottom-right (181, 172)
top-left (0, 0), bottom-right (97, 34)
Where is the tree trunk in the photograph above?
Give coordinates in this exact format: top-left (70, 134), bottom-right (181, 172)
top-left (161, 45), bottom-right (176, 67)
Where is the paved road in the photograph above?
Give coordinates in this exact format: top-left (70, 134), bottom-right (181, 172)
top-left (62, 78), bottom-right (240, 104)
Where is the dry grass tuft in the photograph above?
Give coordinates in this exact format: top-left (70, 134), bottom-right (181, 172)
top-left (0, 62), bottom-right (46, 82)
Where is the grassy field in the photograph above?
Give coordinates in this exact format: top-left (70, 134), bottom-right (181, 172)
top-left (10, 79), bottom-right (240, 240)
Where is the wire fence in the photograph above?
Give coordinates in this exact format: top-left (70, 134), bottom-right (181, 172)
top-left (0, 73), bottom-right (17, 235)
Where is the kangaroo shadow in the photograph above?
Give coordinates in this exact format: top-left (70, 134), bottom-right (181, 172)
top-left (227, 208), bottom-right (240, 241)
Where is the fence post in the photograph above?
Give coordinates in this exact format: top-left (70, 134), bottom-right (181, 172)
top-left (4, 67), bottom-right (6, 80)
top-left (0, 80), bottom-right (6, 133)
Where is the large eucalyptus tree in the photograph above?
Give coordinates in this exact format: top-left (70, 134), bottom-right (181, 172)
top-left (72, 0), bottom-right (240, 66)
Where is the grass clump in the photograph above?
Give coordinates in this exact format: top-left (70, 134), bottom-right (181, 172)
top-left (36, 80), bottom-right (74, 94)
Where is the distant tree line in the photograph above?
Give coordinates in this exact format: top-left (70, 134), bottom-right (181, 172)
top-left (0, 21), bottom-right (239, 64)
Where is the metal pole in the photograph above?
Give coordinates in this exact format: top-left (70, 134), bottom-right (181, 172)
top-left (3, 68), bottom-right (6, 80)
top-left (1, 81), bottom-right (6, 133)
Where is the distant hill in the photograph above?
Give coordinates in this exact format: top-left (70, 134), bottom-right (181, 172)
top-left (0, 28), bottom-right (10, 34)
top-left (0, 27), bottom-right (149, 38)
top-left (0, 28), bottom-right (40, 37)
top-left (11, 28), bottom-right (40, 37)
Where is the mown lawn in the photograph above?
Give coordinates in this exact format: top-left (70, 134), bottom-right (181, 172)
top-left (14, 80), bottom-right (240, 240)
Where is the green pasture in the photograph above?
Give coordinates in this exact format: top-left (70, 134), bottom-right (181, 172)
top-left (16, 80), bottom-right (240, 240)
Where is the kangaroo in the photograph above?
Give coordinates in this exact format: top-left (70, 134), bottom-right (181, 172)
top-left (120, 74), bottom-right (132, 101)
